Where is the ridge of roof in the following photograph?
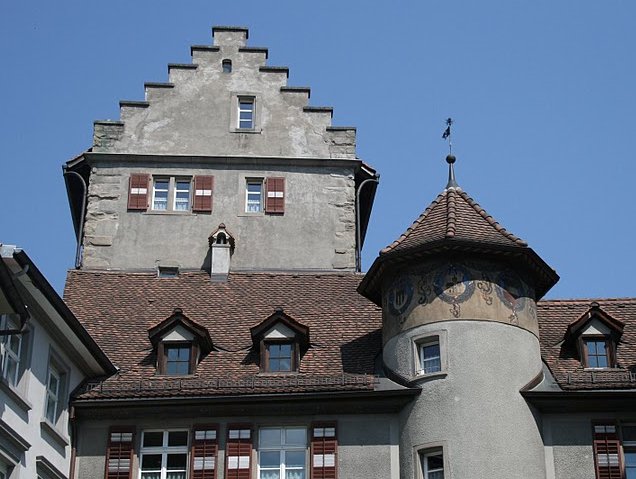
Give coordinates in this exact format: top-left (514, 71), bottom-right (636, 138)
top-left (539, 297), bottom-right (636, 305)
top-left (381, 186), bottom-right (527, 255)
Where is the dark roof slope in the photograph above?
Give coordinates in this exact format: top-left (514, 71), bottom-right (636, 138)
top-left (538, 298), bottom-right (636, 390)
top-left (64, 270), bottom-right (382, 400)
top-left (382, 187), bottom-right (527, 255)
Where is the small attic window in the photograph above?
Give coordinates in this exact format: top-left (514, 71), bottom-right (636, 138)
top-left (582, 338), bottom-right (612, 368)
top-left (222, 59), bottom-right (232, 73)
top-left (158, 266), bottom-right (179, 278)
top-left (215, 232), bottom-right (227, 244)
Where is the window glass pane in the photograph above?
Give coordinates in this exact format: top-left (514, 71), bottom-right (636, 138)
top-left (625, 451), bottom-right (636, 466)
top-left (166, 473), bottom-right (186, 479)
top-left (167, 453), bottom-right (187, 469)
top-left (46, 397), bottom-right (57, 422)
top-left (141, 454), bottom-right (162, 469)
top-left (260, 428), bottom-right (282, 447)
top-left (155, 180), bottom-right (169, 190)
top-left (587, 341), bottom-right (597, 355)
top-left (260, 472), bottom-right (280, 479)
top-left (143, 432), bottom-right (164, 447)
top-left (286, 451), bottom-right (306, 467)
top-left (240, 111), bottom-right (253, 120)
top-left (166, 361), bottom-right (189, 375)
top-left (48, 372), bottom-right (59, 393)
top-left (285, 472), bottom-right (304, 479)
top-left (427, 455), bottom-right (443, 469)
top-left (141, 473), bottom-right (161, 479)
top-left (168, 431), bottom-right (188, 447)
top-left (277, 359), bottom-right (291, 371)
top-left (596, 355), bottom-right (608, 368)
top-left (260, 451), bottom-right (281, 468)
top-left (285, 428), bottom-right (306, 446)
top-left (624, 426), bottom-right (636, 442)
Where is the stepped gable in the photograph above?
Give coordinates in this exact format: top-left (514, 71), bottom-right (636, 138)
top-left (63, 270), bottom-right (383, 400)
top-left (537, 298), bottom-right (636, 390)
top-left (382, 186), bottom-right (527, 256)
top-left (92, 26), bottom-right (356, 158)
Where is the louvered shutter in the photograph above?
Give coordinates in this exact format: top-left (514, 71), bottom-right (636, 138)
top-left (225, 424), bottom-right (252, 479)
top-left (104, 427), bottom-right (135, 479)
top-left (193, 176), bottom-right (214, 213)
top-left (311, 422), bottom-right (337, 479)
top-left (127, 174), bottom-right (149, 211)
top-left (265, 177), bottom-right (285, 214)
top-left (191, 425), bottom-right (219, 479)
top-left (593, 424), bottom-right (623, 479)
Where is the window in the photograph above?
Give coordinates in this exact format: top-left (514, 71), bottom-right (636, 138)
top-left (158, 266), bottom-right (179, 278)
top-left (246, 180), bottom-right (263, 213)
top-left (45, 365), bottom-right (61, 424)
top-left (264, 342), bottom-right (295, 373)
top-left (0, 460), bottom-right (8, 479)
top-left (418, 340), bottom-right (441, 374)
top-left (419, 450), bottom-right (444, 479)
top-left (238, 97), bottom-right (255, 129)
top-left (222, 59), bottom-right (232, 73)
top-left (258, 427), bottom-right (306, 479)
top-left (151, 177), bottom-right (191, 212)
top-left (624, 425), bottom-right (636, 479)
top-left (165, 345), bottom-right (191, 375)
top-left (140, 430), bottom-right (188, 479)
top-left (1, 316), bottom-right (22, 387)
top-left (583, 338), bottom-right (612, 368)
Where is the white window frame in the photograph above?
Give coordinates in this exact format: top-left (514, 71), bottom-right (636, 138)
top-left (420, 450), bottom-right (444, 479)
top-left (1, 315), bottom-right (22, 387)
top-left (45, 364), bottom-right (61, 424)
top-left (237, 97), bottom-right (255, 129)
top-left (418, 340), bottom-right (441, 375)
top-left (245, 179), bottom-right (264, 213)
top-left (139, 429), bottom-right (189, 479)
top-left (412, 330), bottom-right (447, 379)
top-left (258, 426), bottom-right (307, 479)
top-left (151, 177), bottom-right (192, 213)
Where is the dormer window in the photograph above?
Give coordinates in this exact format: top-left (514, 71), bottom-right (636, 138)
top-left (565, 302), bottom-right (623, 370)
top-left (250, 308), bottom-right (309, 374)
top-left (148, 308), bottom-right (213, 376)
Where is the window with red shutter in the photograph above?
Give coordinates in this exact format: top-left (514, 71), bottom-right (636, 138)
top-left (225, 424), bottom-right (252, 479)
top-left (593, 424), bottom-right (623, 479)
top-left (191, 425), bottom-right (219, 479)
top-left (127, 174), bottom-right (150, 211)
top-left (264, 177), bottom-right (285, 214)
top-left (193, 176), bottom-right (214, 213)
top-left (311, 422), bottom-right (337, 479)
top-left (104, 427), bottom-right (135, 479)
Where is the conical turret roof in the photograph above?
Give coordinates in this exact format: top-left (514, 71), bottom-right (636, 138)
top-left (358, 160), bottom-right (559, 304)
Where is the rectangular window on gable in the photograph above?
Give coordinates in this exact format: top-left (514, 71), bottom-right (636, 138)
top-left (583, 338), bottom-right (612, 368)
top-left (238, 97), bottom-right (255, 129)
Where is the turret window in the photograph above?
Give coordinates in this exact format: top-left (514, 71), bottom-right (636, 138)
top-left (419, 341), bottom-right (441, 374)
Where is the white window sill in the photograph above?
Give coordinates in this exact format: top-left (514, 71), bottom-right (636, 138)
top-left (0, 377), bottom-right (32, 412)
top-left (413, 370), bottom-right (447, 382)
top-left (40, 419), bottom-right (69, 447)
top-left (143, 211), bottom-right (196, 216)
top-left (231, 128), bottom-right (262, 134)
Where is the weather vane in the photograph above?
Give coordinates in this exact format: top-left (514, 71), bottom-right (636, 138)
top-left (442, 117), bottom-right (453, 155)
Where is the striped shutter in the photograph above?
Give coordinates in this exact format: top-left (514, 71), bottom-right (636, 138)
top-left (104, 427), bottom-right (135, 479)
top-left (225, 424), bottom-right (252, 479)
top-left (311, 422), bottom-right (337, 479)
top-left (593, 424), bottom-right (622, 479)
top-left (265, 177), bottom-right (285, 214)
top-left (127, 174), bottom-right (149, 211)
top-left (193, 176), bottom-right (214, 213)
top-left (191, 425), bottom-right (219, 479)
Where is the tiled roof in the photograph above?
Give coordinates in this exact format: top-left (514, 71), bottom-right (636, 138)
top-left (382, 186), bottom-right (527, 255)
top-left (64, 270), bottom-right (382, 400)
top-left (537, 298), bottom-right (636, 390)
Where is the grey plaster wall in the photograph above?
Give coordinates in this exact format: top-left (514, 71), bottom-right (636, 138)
top-left (386, 320), bottom-right (546, 479)
top-left (542, 415), bottom-right (602, 479)
top-left (82, 160), bottom-right (357, 271)
top-left (93, 29), bottom-right (356, 159)
top-left (74, 414), bottom-right (399, 479)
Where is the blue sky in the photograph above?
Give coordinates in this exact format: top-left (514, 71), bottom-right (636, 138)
top-left (1, 1), bottom-right (635, 299)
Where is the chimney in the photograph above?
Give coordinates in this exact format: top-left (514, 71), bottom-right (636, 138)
top-left (208, 224), bottom-right (235, 282)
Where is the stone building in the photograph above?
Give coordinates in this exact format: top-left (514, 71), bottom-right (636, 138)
top-left (56, 26), bottom-right (636, 479)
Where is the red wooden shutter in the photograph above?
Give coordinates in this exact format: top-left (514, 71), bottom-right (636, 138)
top-left (311, 422), bottom-right (337, 479)
top-left (225, 424), bottom-right (252, 479)
top-left (193, 176), bottom-right (214, 213)
top-left (593, 424), bottom-right (623, 479)
top-left (104, 426), bottom-right (135, 479)
top-left (265, 177), bottom-right (285, 214)
top-left (127, 174), bottom-right (149, 211)
top-left (191, 424), bottom-right (219, 479)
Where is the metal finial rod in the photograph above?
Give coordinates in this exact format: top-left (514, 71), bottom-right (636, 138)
top-left (442, 118), bottom-right (458, 188)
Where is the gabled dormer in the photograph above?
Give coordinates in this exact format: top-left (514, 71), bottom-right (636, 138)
top-left (148, 308), bottom-right (213, 375)
top-left (250, 308), bottom-right (309, 373)
top-left (565, 302), bottom-right (624, 369)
